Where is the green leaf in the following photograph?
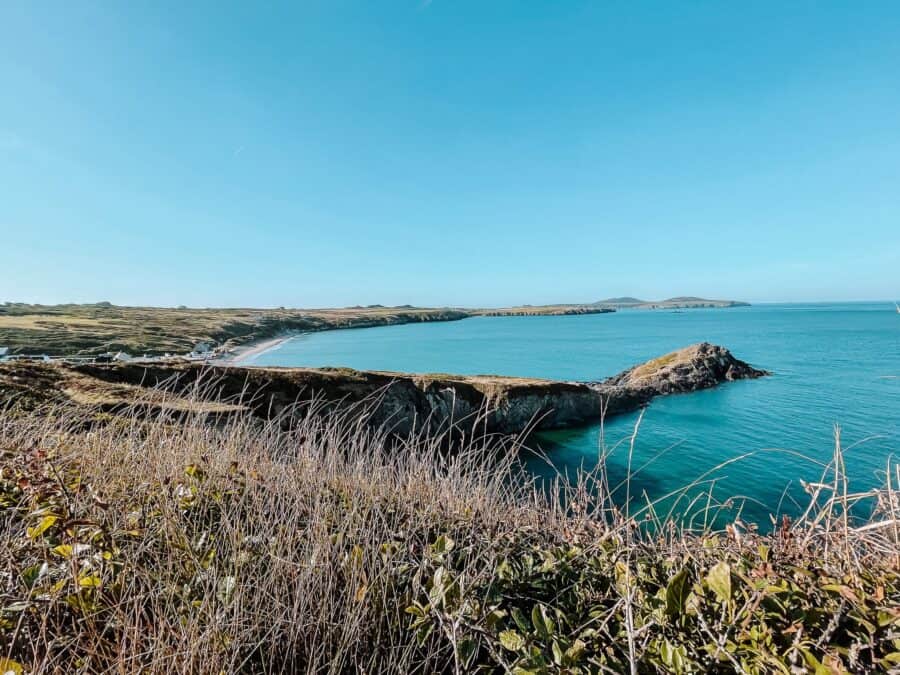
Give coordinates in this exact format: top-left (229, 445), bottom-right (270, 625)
top-left (511, 607), bottom-right (529, 633)
top-left (53, 544), bottom-right (74, 558)
top-left (706, 562), bottom-right (732, 605)
top-left (485, 609), bottom-right (507, 630)
top-left (404, 604), bottom-right (425, 618)
top-left (665, 568), bottom-right (691, 616)
top-left (499, 630), bottom-right (526, 651)
top-left (27, 514), bottom-right (57, 540)
top-left (431, 535), bottom-right (454, 555)
top-left (531, 604), bottom-right (546, 637)
top-left (565, 639), bottom-right (586, 663)
top-left (456, 637), bottom-right (477, 667)
top-left (200, 547), bottom-right (217, 570)
top-left (551, 640), bottom-right (564, 665)
top-left (416, 622), bottom-right (433, 646)
top-left (184, 463), bottom-right (204, 479)
top-left (77, 574), bottom-right (102, 589)
top-left (20, 563), bottom-right (45, 588)
top-left (659, 639), bottom-right (688, 672)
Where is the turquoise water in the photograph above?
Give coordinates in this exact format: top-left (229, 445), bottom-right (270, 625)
top-left (246, 303), bottom-right (899, 526)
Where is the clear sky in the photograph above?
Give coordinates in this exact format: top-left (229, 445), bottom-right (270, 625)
top-left (2, 1), bottom-right (898, 308)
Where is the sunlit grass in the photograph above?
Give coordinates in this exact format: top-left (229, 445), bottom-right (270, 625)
top-left (1, 390), bottom-right (898, 673)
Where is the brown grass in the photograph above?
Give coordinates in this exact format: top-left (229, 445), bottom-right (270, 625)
top-left (1, 388), bottom-right (898, 673)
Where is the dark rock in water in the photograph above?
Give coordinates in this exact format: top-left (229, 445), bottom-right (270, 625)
top-left (591, 342), bottom-right (769, 415)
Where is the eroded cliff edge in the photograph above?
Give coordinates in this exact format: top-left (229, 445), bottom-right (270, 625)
top-left (1, 343), bottom-right (767, 435)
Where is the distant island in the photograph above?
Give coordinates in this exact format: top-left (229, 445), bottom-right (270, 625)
top-left (593, 296), bottom-right (749, 309)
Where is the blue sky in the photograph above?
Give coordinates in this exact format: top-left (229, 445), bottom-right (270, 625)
top-left (2, 1), bottom-right (898, 307)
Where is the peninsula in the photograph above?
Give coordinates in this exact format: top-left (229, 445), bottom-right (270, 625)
top-left (0, 342), bottom-right (767, 434)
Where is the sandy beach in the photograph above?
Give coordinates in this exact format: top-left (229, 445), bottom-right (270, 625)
top-left (223, 334), bottom-right (295, 365)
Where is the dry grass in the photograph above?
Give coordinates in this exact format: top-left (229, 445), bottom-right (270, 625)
top-left (629, 352), bottom-right (681, 380)
top-left (0, 303), bottom-right (471, 357)
top-left (1, 388), bottom-right (898, 673)
top-left (0, 302), bottom-right (619, 358)
top-left (0, 317), bottom-right (110, 330)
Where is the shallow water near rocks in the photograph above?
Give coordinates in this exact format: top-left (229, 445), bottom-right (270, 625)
top-left (246, 303), bottom-right (900, 527)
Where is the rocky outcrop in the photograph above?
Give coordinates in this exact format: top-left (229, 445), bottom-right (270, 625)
top-left (590, 342), bottom-right (768, 414)
top-left (2, 343), bottom-right (767, 435)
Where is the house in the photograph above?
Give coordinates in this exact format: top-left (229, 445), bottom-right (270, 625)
top-left (112, 352), bottom-right (133, 362)
top-left (0, 347), bottom-right (9, 361)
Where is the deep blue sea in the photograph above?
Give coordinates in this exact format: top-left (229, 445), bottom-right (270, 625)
top-left (245, 303), bottom-right (899, 527)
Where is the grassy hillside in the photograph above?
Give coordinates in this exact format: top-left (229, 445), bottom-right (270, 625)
top-left (0, 397), bottom-right (897, 673)
top-left (0, 303), bottom-right (470, 357)
top-left (0, 303), bottom-right (616, 358)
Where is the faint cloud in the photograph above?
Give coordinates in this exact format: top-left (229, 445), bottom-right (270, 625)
top-left (233, 146), bottom-right (245, 158)
top-left (418, 0), bottom-right (433, 9)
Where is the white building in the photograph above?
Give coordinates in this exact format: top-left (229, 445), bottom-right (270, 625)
top-left (0, 347), bottom-right (9, 361)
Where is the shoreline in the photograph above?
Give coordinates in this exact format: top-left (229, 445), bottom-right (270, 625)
top-left (221, 334), bottom-right (296, 365)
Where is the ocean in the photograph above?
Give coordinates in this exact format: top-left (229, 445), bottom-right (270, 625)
top-left (243, 303), bottom-right (899, 527)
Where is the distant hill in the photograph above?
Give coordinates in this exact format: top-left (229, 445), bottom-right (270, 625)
top-left (595, 297), bottom-right (645, 306)
top-left (593, 297), bottom-right (749, 309)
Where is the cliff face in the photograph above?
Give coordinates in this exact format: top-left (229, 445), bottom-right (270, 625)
top-left (1, 344), bottom-right (766, 434)
top-left (63, 363), bottom-right (600, 435)
top-left (11, 342), bottom-right (764, 435)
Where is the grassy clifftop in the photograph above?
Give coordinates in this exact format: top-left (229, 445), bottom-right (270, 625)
top-left (0, 343), bottom-right (766, 434)
top-left (0, 302), bottom-right (618, 357)
top-left (0, 399), bottom-right (897, 673)
top-left (0, 303), bottom-right (472, 357)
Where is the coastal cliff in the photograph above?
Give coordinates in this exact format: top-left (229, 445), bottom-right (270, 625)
top-left (1, 343), bottom-right (767, 434)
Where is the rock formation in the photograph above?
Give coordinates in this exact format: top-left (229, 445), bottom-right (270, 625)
top-left (591, 342), bottom-right (769, 415)
top-left (1, 343), bottom-right (768, 436)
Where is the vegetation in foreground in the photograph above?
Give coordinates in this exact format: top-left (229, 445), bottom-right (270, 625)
top-left (0, 399), bottom-right (898, 673)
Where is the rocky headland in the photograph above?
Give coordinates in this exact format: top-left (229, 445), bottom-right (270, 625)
top-left (591, 342), bottom-right (768, 414)
top-left (0, 343), bottom-right (767, 435)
